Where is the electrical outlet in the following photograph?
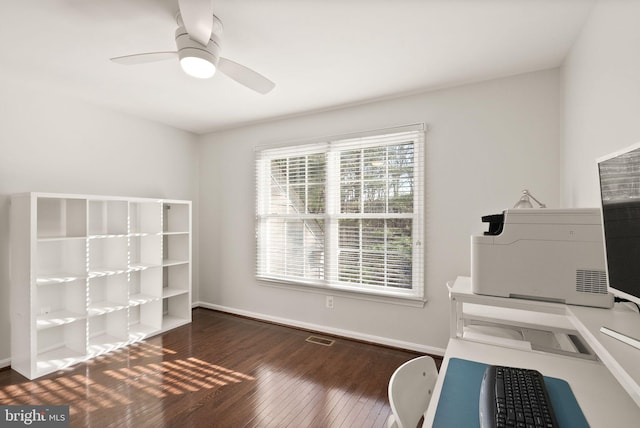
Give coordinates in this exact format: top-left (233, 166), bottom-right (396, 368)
top-left (326, 296), bottom-right (334, 309)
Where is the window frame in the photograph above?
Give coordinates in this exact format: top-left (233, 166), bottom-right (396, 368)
top-left (255, 124), bottom-right (425, 303)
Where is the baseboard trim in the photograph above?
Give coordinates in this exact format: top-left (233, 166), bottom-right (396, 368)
top-left (0, 304), bottom-right (445, 371)
top-left (194, 301), bottom-right (445, 356)
top-left (0, 358), bottom-right (10, 370)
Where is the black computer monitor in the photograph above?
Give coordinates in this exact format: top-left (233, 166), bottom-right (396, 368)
top-left (597, 142), bottom-right (640, 307)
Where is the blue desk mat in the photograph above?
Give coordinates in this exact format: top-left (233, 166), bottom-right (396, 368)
top-left (432, 358), bottom-right (589, 427)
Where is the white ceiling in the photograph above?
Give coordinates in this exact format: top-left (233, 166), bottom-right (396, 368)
top-left (0, 0), bottom-right (594, 134)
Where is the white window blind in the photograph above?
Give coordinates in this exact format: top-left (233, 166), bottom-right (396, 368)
top-left (255, 125), bottom-right (424, 300)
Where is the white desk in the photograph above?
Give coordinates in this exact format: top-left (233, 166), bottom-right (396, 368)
top-left (569, 303), bottom-right (640, 405)
top-left (423, 338), bottom-right (640, 426)
top-left (423, 277), bottom-right (640, 426)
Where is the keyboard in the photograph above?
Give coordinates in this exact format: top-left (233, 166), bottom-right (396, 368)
top-left (479, 365), bottom-right (559, 428)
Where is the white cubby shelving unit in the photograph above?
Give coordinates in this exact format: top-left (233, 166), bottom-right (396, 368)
top-left (10, 193), bottom-right (192, 380)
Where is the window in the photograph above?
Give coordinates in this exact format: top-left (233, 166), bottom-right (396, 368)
top-left (255, 125), bottom-right (424, 300)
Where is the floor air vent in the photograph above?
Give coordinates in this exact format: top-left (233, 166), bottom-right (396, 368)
top-left (306, 336), bottom-right (335, 346)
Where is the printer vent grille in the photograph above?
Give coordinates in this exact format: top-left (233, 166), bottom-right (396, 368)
top-left (576, 269), bottom-right (608, 295)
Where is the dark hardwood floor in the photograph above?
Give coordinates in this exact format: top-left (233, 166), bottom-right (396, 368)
top-left (0, 309), bottom-right (440, 427)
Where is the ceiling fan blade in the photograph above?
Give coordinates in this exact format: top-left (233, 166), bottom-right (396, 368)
top-left (178, 0), bottom-right (213, 46)
top-left (218, 58), bottom-right (275, 94)
top-left (111, 52), bottom-right (177, 65)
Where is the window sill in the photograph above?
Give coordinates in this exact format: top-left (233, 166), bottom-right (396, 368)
top-left (256, 276), bottom-right (427, 308)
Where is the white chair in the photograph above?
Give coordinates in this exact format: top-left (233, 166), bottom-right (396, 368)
top-left (387, 355), bottom-right (439, 428)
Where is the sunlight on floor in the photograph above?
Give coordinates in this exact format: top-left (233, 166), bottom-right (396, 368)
top-left (0, 342), bottom-right (255, 416)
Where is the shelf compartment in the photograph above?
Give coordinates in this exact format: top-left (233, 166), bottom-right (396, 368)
top-left (88, 310), bottom-right (129, 357)
top-left (88, 273), bottom-right (128, 317)
top-left (88, 200), bottom-right (128, 236)
top-left (162, 233), bottom-right (190, 265)
top-left (37, 320), bottom-right (86, 373)
top-left (37, 238), bottom-right (86, 280)
top-left (161, 315), bottom-right (191, 332)
top-left (163, 263), bottom-right (190, 296)
top-left (162, 293), bottom-right (191, 331)
top-left (163, 203), bottom-right (190, 234)
top-left (88, 236), bottom-right (128, 275)
top-left (36, 347), bottom-right (87, 375)
top-left (37, 197), bottom-right (87, 239)
top-left (36, 278), bottom-right (86, 326)
top-left (130, 234), bottom-right (162, 268)
top-left (129, 300), bottom-right (161, 340)
top-left (130, 201), bottom-right (162, 235)
top-left (88, 335), bottom-right (130, 357)
top-left (130, 267), bottom-right (162, 301)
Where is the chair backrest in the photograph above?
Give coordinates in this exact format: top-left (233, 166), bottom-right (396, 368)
top-left (387, 355), bottom-right (439, 428)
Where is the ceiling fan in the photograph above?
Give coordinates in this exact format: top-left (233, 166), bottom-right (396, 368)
top-left (111, 0), bottom-right (275, 94)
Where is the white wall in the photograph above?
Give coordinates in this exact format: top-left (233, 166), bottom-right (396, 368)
top-left (0, 71), bottom-right (200, 365)
top-left (563, 0), bottom-right (640, 207)
top-left (198, 69), bottom-right (562, 353)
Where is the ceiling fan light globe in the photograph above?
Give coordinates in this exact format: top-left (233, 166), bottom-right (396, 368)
top-left (180, 56), bottom-right (216, 79)
top-left (175, 25), bottom-right (220, 79)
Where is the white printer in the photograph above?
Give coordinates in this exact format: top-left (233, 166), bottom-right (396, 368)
top-left (471, 208), bottom-right (613, 308)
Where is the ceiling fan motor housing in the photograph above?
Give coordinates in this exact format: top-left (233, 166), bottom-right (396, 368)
top-left (175, 26), bottom-right (221, 67)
